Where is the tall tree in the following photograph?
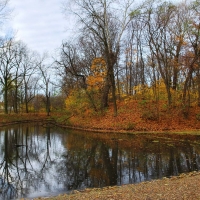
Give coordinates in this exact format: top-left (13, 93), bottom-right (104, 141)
top-left (0, 0), bottom-right (13, 113)
top-left (38, 60), bottom-right (50, 116)
top-left (12, 41), bottom-right (27, 113)
top-left (65, 0), bottom-right (140, 116)
top-left (21, 49), bottom-right (40, 113)
top-left (181, 0), bottom-right (200, 114)
top-left (0, 38), bottom-right (18, 113)
top-left (55, 41), bottom-right (98, 112)
top-left (144, 1), bottom-right (180, 106)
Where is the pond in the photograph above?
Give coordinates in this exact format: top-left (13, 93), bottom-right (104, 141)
top-left (0, 123), bottom-right (200, 199)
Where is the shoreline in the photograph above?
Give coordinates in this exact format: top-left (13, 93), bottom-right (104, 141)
top-left (0, 113), bottom-right (200, 135)
top-left (32, 171), bottom-right (200, 200)
top-left (56, 124), bottom-right (200, 135)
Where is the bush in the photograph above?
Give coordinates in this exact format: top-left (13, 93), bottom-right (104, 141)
top-left (125, 122), bottom-right (136, 130)
top-left (196, 113), bottom-right (200, 121)
top-left (141, 110), bottom-right (158, 121)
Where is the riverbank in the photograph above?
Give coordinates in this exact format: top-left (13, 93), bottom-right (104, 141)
top-left (31, 171), bottom-right (200, 200)
top-left (0, 113), bottom-right (49, 126)
top-left (1, 112), bottom-right (200, 135)
top-left (1, 100), bottom-right (200, 134)
top-left (52, 100), bottom-right (200, 133)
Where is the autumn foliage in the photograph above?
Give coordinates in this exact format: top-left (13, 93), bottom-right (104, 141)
top-left (62, 74), bottom-right (200, 133)
top-left (87, 57), bottom-right (106, 91)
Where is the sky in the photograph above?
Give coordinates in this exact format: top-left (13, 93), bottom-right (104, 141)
top-left (6, 0), bottom-right (72, 55)
top-left (4, 0), bottom-right (186, 56)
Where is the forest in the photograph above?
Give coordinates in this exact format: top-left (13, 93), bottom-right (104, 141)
top-left (0, 0), bottom-right (199, 131)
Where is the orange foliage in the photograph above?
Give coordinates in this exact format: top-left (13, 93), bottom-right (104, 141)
top-left (87, 57), bottom-right (107, 91)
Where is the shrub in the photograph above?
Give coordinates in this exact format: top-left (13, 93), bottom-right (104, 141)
top-left (196, 113), bottom-right (200, 121)
top-left (125, 122), bottom-right (136, 130)
top-left (141, 110), bottom-right (158, 121)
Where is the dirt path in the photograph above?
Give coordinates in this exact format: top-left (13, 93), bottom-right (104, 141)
top-left (31, 171), bottom-right (200, 200)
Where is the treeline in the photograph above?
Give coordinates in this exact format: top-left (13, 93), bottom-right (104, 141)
top-left (1, 36), bottom-right (74, 115)
top-left (0, 36), bottom-right (67, 114)
top-left (0, 2), bottom-right (65, 114)
top-left (0, 0), bottom-right (200, 117)
top-left (55, 0), bottom-right (200, 117)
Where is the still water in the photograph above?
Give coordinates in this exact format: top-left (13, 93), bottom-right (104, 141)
top-left (0, 123), bottom-right (200, 199)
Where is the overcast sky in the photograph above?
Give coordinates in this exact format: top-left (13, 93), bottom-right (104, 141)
top-left (5, 0), bottom-right (185, 56)
top-left (8, 0), bottom-right (71, 55)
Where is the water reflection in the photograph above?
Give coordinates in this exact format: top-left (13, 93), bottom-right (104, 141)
top-left (0, 124), bottom-right (200, 199)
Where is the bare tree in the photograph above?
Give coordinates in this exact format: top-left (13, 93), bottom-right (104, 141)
top-left (144, 1), bottom-right (181, 106)
top-left (38, 60), bottom-right (51, 116)
top-left (55, 40), bottom-right (98, 112)
top-left (11, 41), bottom-right (27, 113)
top-left (21, 50), bottom-right (40, 113)
top-left (0, 0), bottom-right (13, 113)
top-left (181, 0), bottom-right (200, 116)
top-left (0, 38), bottom-right (18, 113)
top-left (64, 0), bottom-right (142, 116)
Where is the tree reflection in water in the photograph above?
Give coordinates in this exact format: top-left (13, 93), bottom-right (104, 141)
top-left (0, 124), bottom-right (200, 199)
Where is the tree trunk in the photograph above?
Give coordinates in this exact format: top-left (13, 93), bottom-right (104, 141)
top-left (25, 83), bottom-right (29, 113)
top-left (166, 85), bottom-right (172, 107)
top-left (197, 70), bottom-right (200, 107)
top-left (101, 76), bottom-right (110, 110)
top-left (14, 84), bottom-right (18, 113)
top-left (183, 68), bottom-right (193, 105)
top-left (110, 64), bottom-right (117, 117)
top-left (25, 100), bottom-right (28, 113)
top-left (103, 51), bottom-right (118, 116)
top-left (116, 64), bottom-right (121, 100)
top-left (46, 92), bottom-right (50, 116)
top-left (4, 86), bottom-right (8, 114)
top-left (182, 71), bottom-right (193, 118)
